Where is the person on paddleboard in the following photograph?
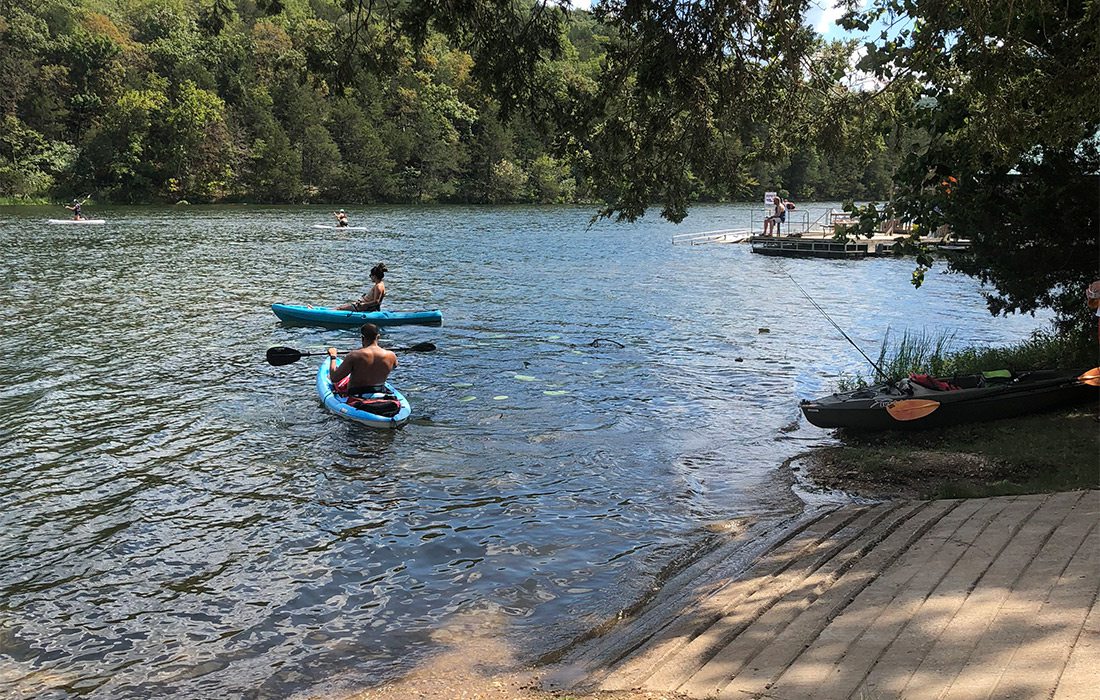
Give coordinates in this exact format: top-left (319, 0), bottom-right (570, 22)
top-left (65, 196), bottom-right (88, 221)
top-left (328, 323), bottom-right (397, 396)
top-left (336, 262), bottom-right (387, 312)
top-left (333, 209), bottom-right (349, 227)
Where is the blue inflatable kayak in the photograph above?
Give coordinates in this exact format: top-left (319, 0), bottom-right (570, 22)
top-left (272, 303), bottom-right (442, 328)
top-left (316, 359), bottom-right (412, 429)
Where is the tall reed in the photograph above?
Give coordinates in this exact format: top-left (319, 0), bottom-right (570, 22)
top-left (838, 328), bottom-right (1095, 390)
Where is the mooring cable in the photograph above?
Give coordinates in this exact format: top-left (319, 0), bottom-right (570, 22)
top-left (787, 273), bottom-right (888, 381)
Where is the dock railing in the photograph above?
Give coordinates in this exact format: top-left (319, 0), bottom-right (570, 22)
top-left (813, 209), bottom-right (917, 239)
top-left (671, 208), bottom-right (921, 245)
top-left (752, 208), bottom-right (811, 237)
top-left (808, 208), bottom-right (836, 234)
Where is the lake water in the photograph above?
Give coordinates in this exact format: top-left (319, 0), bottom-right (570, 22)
top-left (0, 203), bottom-right (1046, 698)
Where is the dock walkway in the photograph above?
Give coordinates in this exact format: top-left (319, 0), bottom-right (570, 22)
top-left (546, 490), bottom-right (1098, 699)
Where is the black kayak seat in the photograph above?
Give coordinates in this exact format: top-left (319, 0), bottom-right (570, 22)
top-left (345, 395), bottom-right (402, 417)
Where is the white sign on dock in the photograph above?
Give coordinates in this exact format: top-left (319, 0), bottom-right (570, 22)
top-left (765, 191), bottom-right (777, 209)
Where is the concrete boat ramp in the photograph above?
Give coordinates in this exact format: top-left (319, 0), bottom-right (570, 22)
top-left (545, 490), bottom-right (1098, 699)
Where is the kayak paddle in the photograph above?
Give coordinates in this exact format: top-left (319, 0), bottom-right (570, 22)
top-left (886, 399), bottom-right (941, 422)
top-left (885, 366), bottom-right (1100, 422)
top-left (266, 346), bottom-right (340, 366)
top-left (266, 342), bottom-right (436, 367)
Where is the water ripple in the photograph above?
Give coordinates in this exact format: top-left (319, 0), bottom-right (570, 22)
top-left (0, 203), bottom-right (1047, 698)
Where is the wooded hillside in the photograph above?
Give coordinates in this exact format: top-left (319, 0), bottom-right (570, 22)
top-left (0, 0), bottom-right (903, 205)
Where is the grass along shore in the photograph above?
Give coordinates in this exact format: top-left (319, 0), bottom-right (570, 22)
top-left (798, 405), bottom-right (1099, 500)
top-left (836, 328), bottom-right (1095, 391)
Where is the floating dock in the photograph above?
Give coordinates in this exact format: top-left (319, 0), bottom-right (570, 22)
top-left (749, 232), bottom-right (971, 259)
top-left (673, 209), bottom-right (970, 259)
top-left (750, 235), bottom-right (870, 259)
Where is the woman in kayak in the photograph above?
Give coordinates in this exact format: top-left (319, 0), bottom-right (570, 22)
top-left (336, 262), bottom-right (387, 312)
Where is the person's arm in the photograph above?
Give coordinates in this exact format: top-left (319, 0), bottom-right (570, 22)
top-left (328, 348), bottom-right (353, 382)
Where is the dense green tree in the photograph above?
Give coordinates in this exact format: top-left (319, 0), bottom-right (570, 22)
top-left (0, 116), bottom-right (75, 196)
top-left (529, 153), bottom-right (574, 203)
top-left (164, 80), bottom-right (233, 200)
top-left (145, 18), bottom-right (218, 91)
top-left (459, 102), bottom-right (515, 203)
top-left (250, 19), bottom-right (304, 85)
top-left (54, 28), bottom-right (124, 139)
top-left (0, 5), bottom-right (47, 120)
top-left (486, 158), bottom-right (528, 203)
top-left (299, 122), bottom-right (341, 198)
top-left (247, 123), bottom-right (302, 202)
top-left (237, 85), bottom-right (302, 201)
top-left (73, 86), bottom-right (168, 200)
top-left (389, 70), bottom-right (476, 201)
top-left (382, 0), bottom-right (568, 116)
top-left (2, 0), bottom-right (906, 209)
top-left (203, 29), bottom-right (253, 104)
top-left (327, 92), bottom-right (397, 201)
top-left (580, 1), bottom-right (818, 221)
top-left (198, 0), bottom-right (235, 36)
top-left (839, 0), bottom-right (1100, 328)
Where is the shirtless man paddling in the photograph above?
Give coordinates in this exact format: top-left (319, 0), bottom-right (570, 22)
top-left (327, 323), bottom-right (397, 395)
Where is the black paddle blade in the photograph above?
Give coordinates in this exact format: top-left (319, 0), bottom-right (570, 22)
top-left (266, 346), bottom-right (304, 366)
top-left (406, 341), bottom-right (436, 352)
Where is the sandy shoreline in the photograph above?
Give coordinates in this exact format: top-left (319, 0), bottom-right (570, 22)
top-left (296, 483), bottom-right (833, 700)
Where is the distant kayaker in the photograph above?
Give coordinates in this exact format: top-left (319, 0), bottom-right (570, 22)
top-left (336, 262), bottom-right (387, 312)
top-left (65, 196), bottom-right (89, 221)
top-left (333, 209), bottom-right (349, 228)
top-left (328, 323), bottom-right (397, 395)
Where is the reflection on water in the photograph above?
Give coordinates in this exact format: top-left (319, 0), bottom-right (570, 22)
top-left (0, 204), bottom-right (1045, 698)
